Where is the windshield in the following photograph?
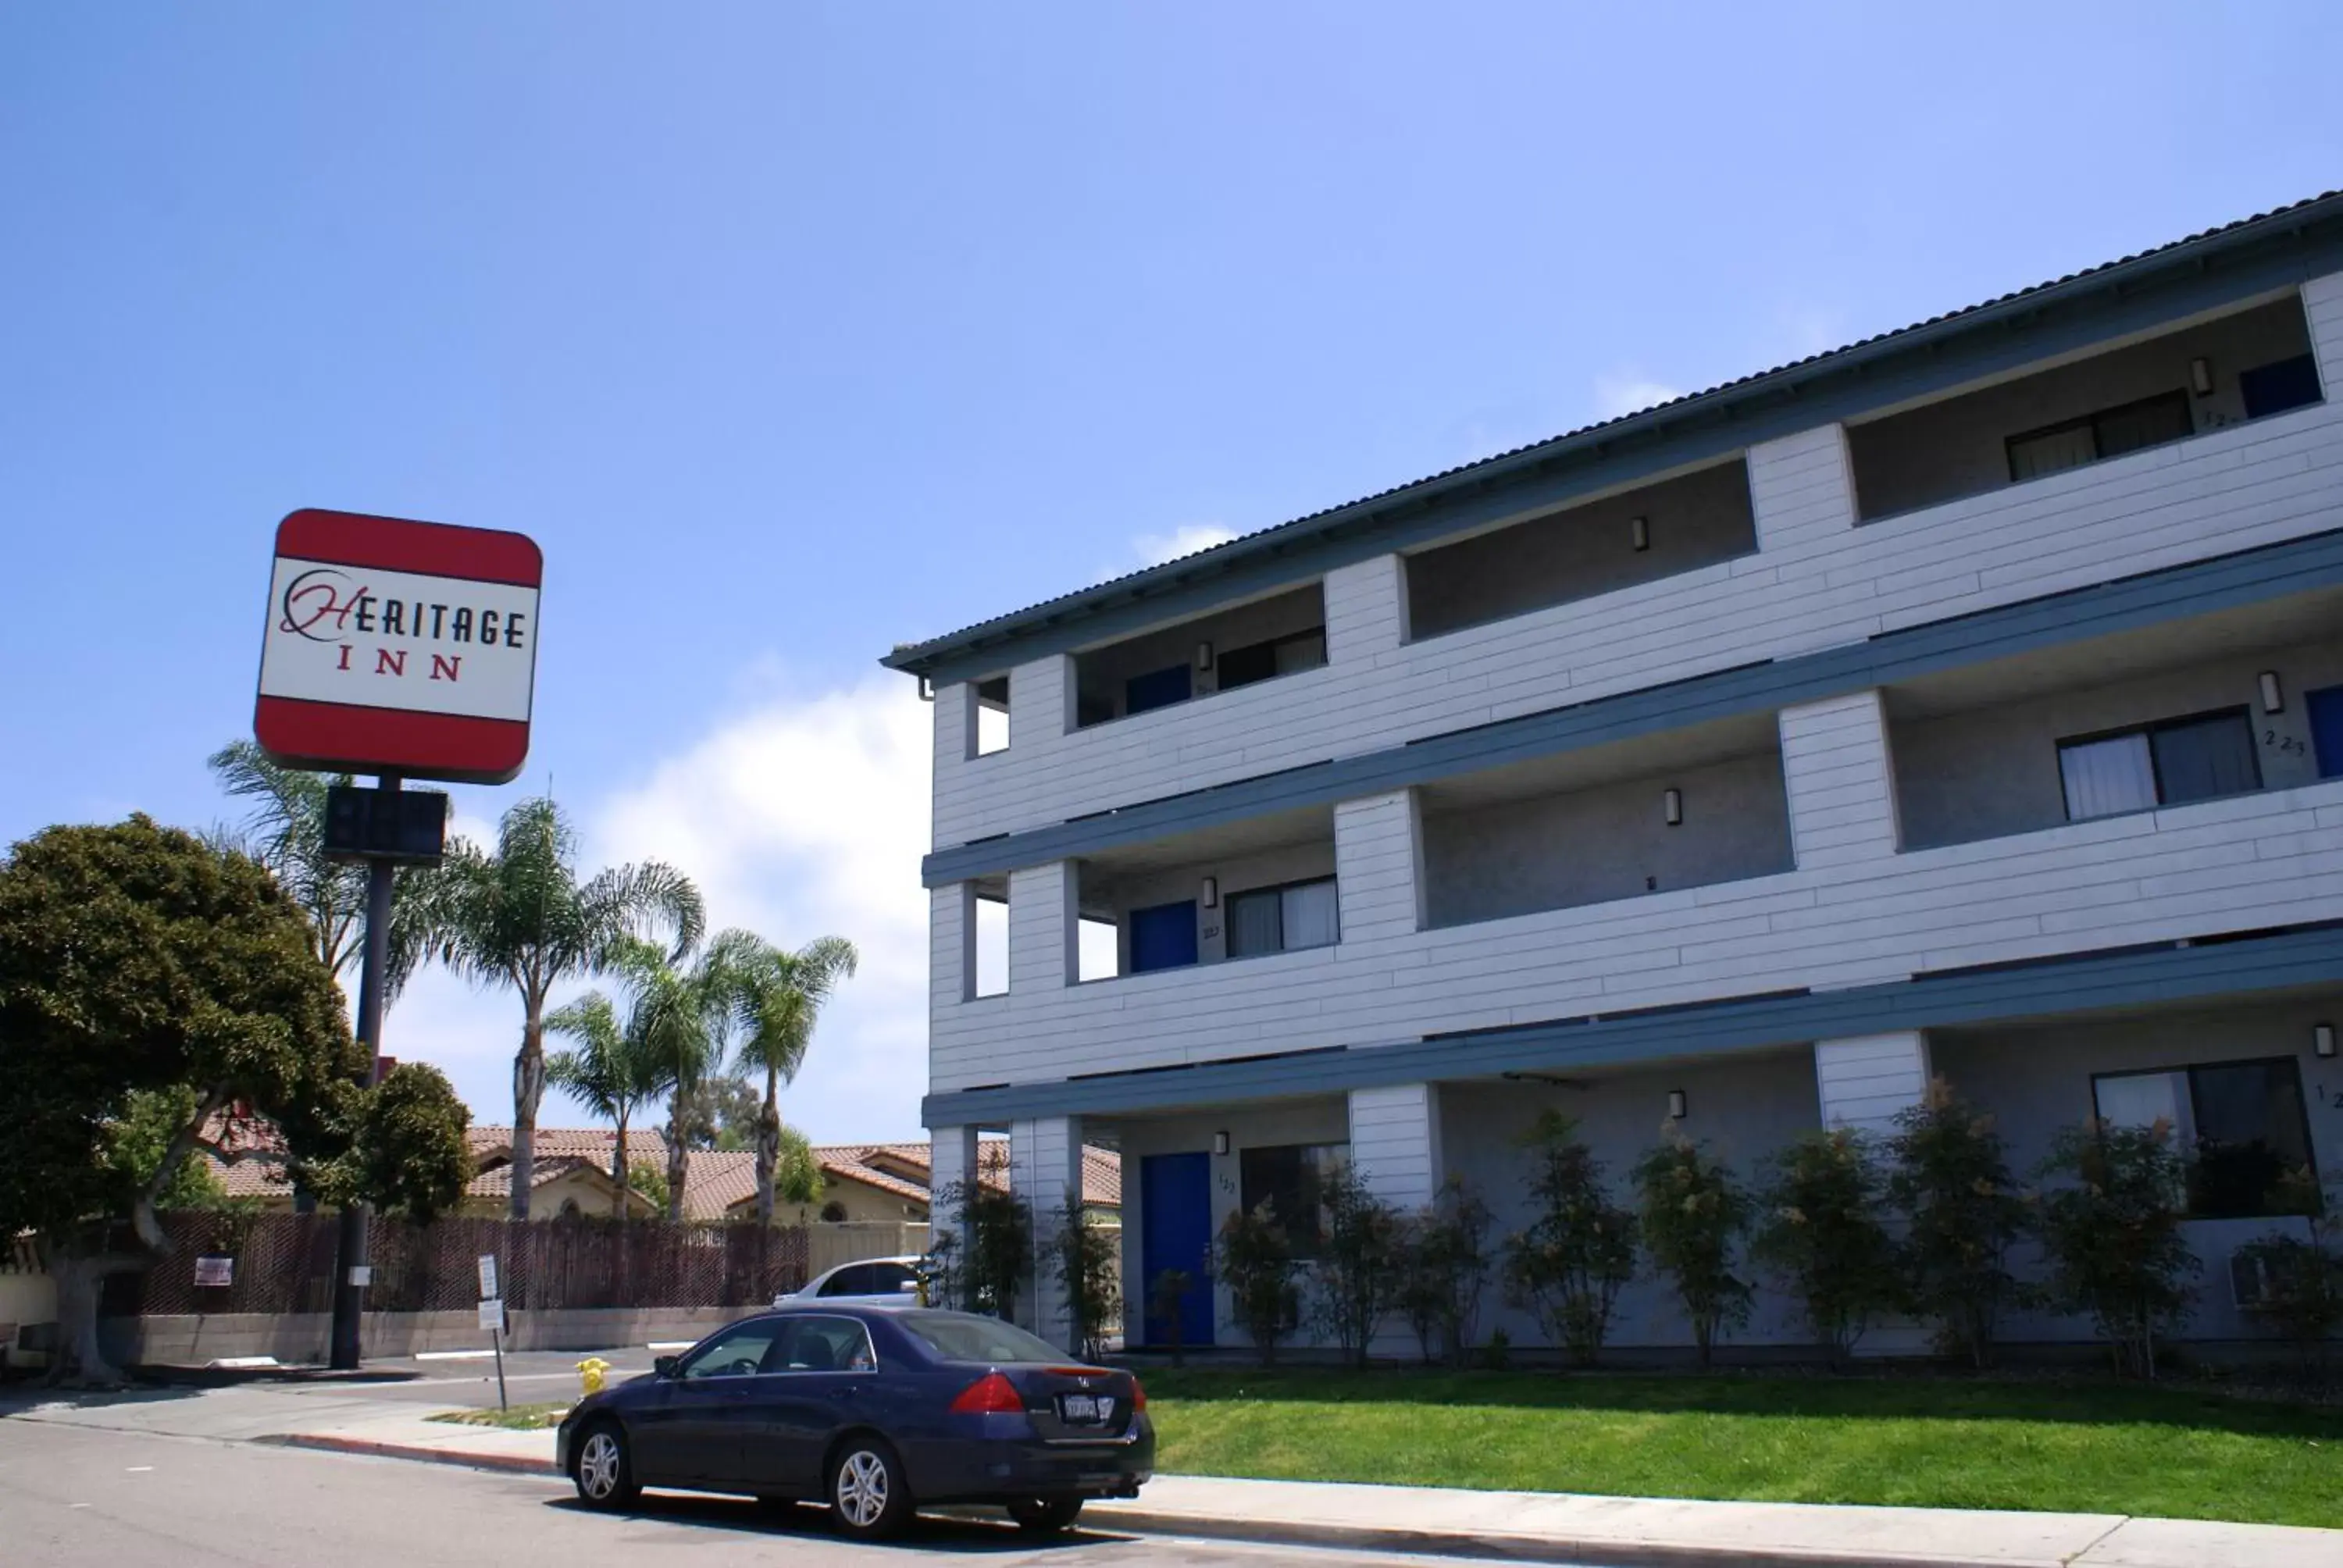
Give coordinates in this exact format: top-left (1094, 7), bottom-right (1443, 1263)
top-left (897, 1311), bottom-right (1071, 1364)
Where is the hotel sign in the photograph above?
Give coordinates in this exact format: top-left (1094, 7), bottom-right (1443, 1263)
top-left (255, 508), bottom-right (544, 784)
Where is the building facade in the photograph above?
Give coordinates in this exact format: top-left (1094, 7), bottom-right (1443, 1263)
top-left (886, 194), bottom-right (2343, 1356)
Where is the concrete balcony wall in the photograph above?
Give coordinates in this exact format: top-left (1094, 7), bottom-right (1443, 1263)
top-left (929, 775), bottom-right (2343, 1092)
top-left (928, 279), bottom-right (2343, 853)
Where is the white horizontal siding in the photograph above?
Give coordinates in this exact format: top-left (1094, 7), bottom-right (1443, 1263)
top-left (1334, 790), bottom-right (1422, 944)
top-left (930, 884), bottom-right (968, 1008)
top-left (931, 775), bottom-right (2343, 1092)
top-left (933, 332), bottom-right (2343, 850)
top-left (1007, 861), bottom-right (1075, 996)
top-left (1347, 1083), bottom-right (1442, 1211)
top-left (1814, 1032), bottom-right (1931, 1135)
top-left (1779, 692), bottom-right (1901, 868)
top-left (2306, 270), bottom-right (2343, 393)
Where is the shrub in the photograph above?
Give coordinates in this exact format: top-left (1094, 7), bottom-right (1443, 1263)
top-left (1045, 1192), bottom-right (1122, 1361)
top-left (1753, 1127), bottom-right (1899, 1364)
top-left (1503, 1112), bottom-right (1638, 1367)
top-left (1147, 1268), bottom-right (1196, 1367)
top-left (1632, 1133), bottom-right (1753, 1367)
top-left (1400, 1178), bottom-right (1494, 1367)
top-left (1214, 1200), bottom-right (1302, 1364)
top-left (1307, 1161), bottom-right (1407, 1367)
top-left (2036, 1120), bottom-right (2199, 1379)
top-left (931, 1178), bottom-right (1032, 1320)
top-left (2233, 1174), bottom-right (2341, 1378)
top-left (1886, 1080), bottom-right (2030, 1367)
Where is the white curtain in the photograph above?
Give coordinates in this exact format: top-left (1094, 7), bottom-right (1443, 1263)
top-left (1281, 879), bottom-right (1340, 950)
top-left (2059, 733), bottom-right (2156, 820)
top-left (1226, 891), bottom-right (1282, 958)
top-left (2093, 1070), bottom-right (2196, 1145)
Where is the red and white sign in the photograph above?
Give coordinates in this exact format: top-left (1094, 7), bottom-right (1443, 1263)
top-left (255, 508), bottom-right (543, 784)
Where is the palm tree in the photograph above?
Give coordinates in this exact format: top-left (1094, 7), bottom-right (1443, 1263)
top-left (544, 975), bottom-right (665, 1221)
top-left (205, 741), bottom-right (372, 978)
top-left (632, 943), bottom-right (733, 1224)
top-left (400, 796), bottom-right (703, 1219)
top-left (722, 933), bottom-right (859, 1227)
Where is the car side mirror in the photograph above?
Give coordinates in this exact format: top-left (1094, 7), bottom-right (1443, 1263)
top-left (654, 1355), bottom-right (679, 1380)
top-left (897, 1279), bottom-right (919, 1293)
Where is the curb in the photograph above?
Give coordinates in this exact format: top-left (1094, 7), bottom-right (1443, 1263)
top-left (1080, 1508), bottom-right (2060, 1568)
top-left (259, 1433), bottom-right (558, 1477)
top-left (251, 1436), bottom-right (2063, 1568)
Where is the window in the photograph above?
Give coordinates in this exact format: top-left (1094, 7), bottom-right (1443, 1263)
top-left (2092, 1058), bottom-right (2318, 1219)
top-left (897, 1310), bottom-right (1065, 1364)
top-left (1225, 878), bottom-right (1340, 958)
top-left (2058, 708), bottom-right (2259, 821)
top-left (680, 1320), bottom-right (783, 1378)
top-left (972, 675), bottom-right (1010, 757)
top-left (867, 1261), bottom-right (919, 1295)
top-left (971, 892), bottom-right (1007, 998)
top-left (1217, 627), bottom-right (1328, 692)
top-left (2239, 354), bottom-right (2323, 420)
top-left (2006, 389), bottom-right (2194, 483)
top-left (819, 1263), bottom-right (876, 1296)
top-left (1125, 663), bottom-right (1193, 716)
top-left (775, 1315), bottom-right (878, 1372)
top-left (1238, 1142), bottom-right (1346, 1256)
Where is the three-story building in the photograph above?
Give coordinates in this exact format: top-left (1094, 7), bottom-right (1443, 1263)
top-left (885, 193), bottom-right (2343, 1356)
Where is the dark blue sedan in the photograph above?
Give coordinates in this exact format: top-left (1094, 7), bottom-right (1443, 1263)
top-left (555, 1304), bottom-right (1153, 1539)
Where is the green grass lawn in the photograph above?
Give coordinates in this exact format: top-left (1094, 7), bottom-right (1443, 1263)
top-left (1139, 1368), bottom-right (2343, 1528)
top-left (426, 1400), bottom-right (570, 1431)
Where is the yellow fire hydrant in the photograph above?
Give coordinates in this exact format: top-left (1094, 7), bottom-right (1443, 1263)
top-left (576, 1356), bottom-right (613, 1396)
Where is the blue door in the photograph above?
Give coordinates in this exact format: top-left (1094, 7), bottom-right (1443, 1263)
top-left (1128, 900), bottom-right (1198, 973)
top-left (2309, 685), bottom-right (2343, 779)
top-left (1139, 1152), bottom-right (1214, 1349)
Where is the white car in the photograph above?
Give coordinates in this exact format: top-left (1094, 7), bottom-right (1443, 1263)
top-left (774, 1255), bottom-right (926, 1309)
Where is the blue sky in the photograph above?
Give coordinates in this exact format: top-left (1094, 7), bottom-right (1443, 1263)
top-left (5, 3), bottom-right (2340, 1142)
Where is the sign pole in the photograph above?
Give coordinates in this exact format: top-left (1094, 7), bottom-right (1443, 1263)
top-left (327, 775), bottom-right (401, 1372)
top-left (492, 1320), bottom-right (508, 1412)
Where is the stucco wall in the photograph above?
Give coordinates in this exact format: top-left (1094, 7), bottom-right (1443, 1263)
top-left (1421, 749), bottom-right (1793, 925)
top-left (1849, 296), bottom-right (2316, 519)
top-left (778, 1176), bottom-right (929, 1227)
top-left (1406, 458), bottom-right (1756, 639)
top-left (1892, 638), bottom-right (2343, 849)
top-left (1933, 995), bottom-right (2343, 1344)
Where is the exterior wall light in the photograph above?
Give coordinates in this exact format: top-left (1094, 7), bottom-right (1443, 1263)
top-left (1213, 1131), bottom-right (1231, 1156)
top-left (2190, 357), bottom-right (2215, 397)
top-left (2316, 1022), bottom-right (2337, 1060)
top-left (1663, 787), bottom-right (1683, 827)
top-left (1631, 515), bottom-right (1650, 552)
top-left (1667, 1089), bottom-right (1688, 1121)
top-left (1196, 640), bottom-right (1214, 672)
top-left (2259, 670), bottom-right (2284, 714)
top-left (1200, 875), bottom-right (1219, 908)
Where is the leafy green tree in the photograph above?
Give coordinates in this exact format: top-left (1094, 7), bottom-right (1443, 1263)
top-left (1045, 1191), bottom-right (1122, 1360)
top-left (626, 1159), bottom-right (671, 1215)
top-left (2037, 1119), bottom-right (2199, 1378)
top-left (1632, 1133), bottom-right (1753, 1367)
top-left (545, 989), bottom-right (662, 1219)
top-left (934, 1178), bottom-right (1033, 1320)
top-left (1307, 1160), bottom-right (1407, 1367)
top-left (311, 1063), bottom-right (471, 1224)
top-left (399, 797), bottom-right (703, 1218)
top-left (719, 933), bottom-right (858, 1226)
top-left (2235, 1178), bottom-right (2343, 1378)
top-left (1399, 1178), bottom-right (1493, 1368)
top-left (109, 1088), bottom-right (234, 1210)
top-left (1753, 1128), bottom-right (1900, 1365)
top-left (1886, 1081), bottom-right (2030, 1367)
top-left (672, 1072), bottom-right (764, 1152)
top-left (1214, 1201), bottom-right (1302, 1365)
top-left (204, 742), bottom-right (371, 977)
top-left (0, 819), bottom-right (356, 1383)
top-left (1503, 1112), bottom-right (1638, 1367)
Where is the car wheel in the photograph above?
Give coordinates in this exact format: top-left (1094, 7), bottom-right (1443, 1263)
top-left (572, 1420), bottom-right (640, 1509)
top-left (1007, 1495), bottom-right (1085, 1534)
top-left (828, 1437), bottom-right (911, 1540)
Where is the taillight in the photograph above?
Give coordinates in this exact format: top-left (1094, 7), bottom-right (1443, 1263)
top-left (949, 1372), bottom-right (1025, 1415)
top-left (1131, 1377), bottom-right (1147, 1413)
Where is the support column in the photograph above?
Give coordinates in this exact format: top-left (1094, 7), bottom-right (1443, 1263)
top-left (1813, 1031), bottom-right (1931, 1135)
top-left (1010, 1114), bottom-right (1085, 1347)
top-left (1008, 652), bottom-right (1075, 749)
top-left (1778, 690), bottom-right (1902, 869)
top-left (2303, 271), bottom-right (2343, 401)
top-left (1747, 425), bottom-right (1858, 555)
top-left (1324, 552), bottom-right (1409, 672)
top-left (1007, 861), bottom-right (1077, 994)
top-left (1334, 789), bottom-right (1425, 945)
top-left (931, 884), bottom-right (971, 1007)
top-left (928, 1124), bottom-right (982, 1310)
top-left (1346, 1084), bottom-right (1444, 1212)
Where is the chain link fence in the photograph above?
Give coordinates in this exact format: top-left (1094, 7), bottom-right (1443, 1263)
top-left (108, 1212), bottom-right (811, 1317)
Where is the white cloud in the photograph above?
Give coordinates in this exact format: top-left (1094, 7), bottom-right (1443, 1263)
top-left (1131, 523), bottom-right (1239, 567)
top-left (1592, 374), bottom-right (1687, 421)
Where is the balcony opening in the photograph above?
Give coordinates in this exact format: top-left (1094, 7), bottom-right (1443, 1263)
top-left (1885, 586), bottom-right (2343, 850)
top-left (1847, 294), bottom-right (2321, 521)
top-left (1072, 583), bottom-right (1327, 729)
top-left (970, 878), bottom-right (1007, 998)
top-left (1417, 713), bottom-right (1793, 928)
top-left (971, 675), bottom-right (1010, 757)
top-left (1072, 804), bottom-right (1337, 978)
top-left (1403, 458), bottom-right (1756, 641)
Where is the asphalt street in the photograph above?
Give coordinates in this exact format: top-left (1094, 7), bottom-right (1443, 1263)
top-left (0, 1418), bottom-right (1534, 1568)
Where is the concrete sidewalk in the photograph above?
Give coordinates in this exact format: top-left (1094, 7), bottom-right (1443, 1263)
top-left (8, 1383), bottom-right (2338, 1567)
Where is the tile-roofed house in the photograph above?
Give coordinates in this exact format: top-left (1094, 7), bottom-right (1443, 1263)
top-left (722, 1139), bottom-right (1123, 1224)
top-left (462, 1156), bottom-right (654, 1221)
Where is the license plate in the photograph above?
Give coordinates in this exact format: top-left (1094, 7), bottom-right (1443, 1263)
top-left (1057, 1393), bottom-right (1116, 1425)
